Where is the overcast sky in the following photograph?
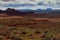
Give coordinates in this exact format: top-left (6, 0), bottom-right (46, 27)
top-left (0, 0), bottom-right (60, 10)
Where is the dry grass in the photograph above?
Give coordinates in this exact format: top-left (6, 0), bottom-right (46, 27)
top-left (0, 16), bottom-right (60, 40)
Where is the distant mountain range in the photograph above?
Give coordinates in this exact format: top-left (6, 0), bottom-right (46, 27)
top-left (18, 8), bottom-right (60, 13)
top-left (0, 8), bottom-right (60, 18)
top-left (0, 8), bottom-right (60, 13)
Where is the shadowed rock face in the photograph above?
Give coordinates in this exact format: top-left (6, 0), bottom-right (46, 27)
top-left (5, 8), bottom-right (21, 15)
top-left (2, 8), bottom-right (34, 16)
top-left (0, 10), bottom-right (2, 13)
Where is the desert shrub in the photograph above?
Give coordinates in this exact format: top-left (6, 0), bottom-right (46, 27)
top-left (44, 31), bottom-right (48, 34)
top-left (53, 37), bottom-right (56, 40)
top-left (21, 31), bottom-right (27, 35)
top-left (40, 30), bottom-right (55, 40)
top-left (11, 36), bottom-right (22, 40)
top-left (34, 31), bottom-right (41, 34)
top-left (27, 34), bottom-right (34, 39)
top-left (0, 37), bottom-right (3, 40)
top-left (0, 25), bottom-right (5, 28)
top-left (0, 36), bottom-right (3, 40)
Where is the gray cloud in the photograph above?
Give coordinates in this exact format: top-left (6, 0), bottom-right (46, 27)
top-left (2, 0), bottom-right (15, 2)
top-left (0, 0), bottom-right (60, 10)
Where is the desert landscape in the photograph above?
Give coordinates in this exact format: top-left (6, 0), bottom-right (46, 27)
top-left (0, 8), bottom-right (60, 40)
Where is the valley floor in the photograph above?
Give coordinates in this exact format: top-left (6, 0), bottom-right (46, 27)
top-left (0, 16), bottom-right (60, 40)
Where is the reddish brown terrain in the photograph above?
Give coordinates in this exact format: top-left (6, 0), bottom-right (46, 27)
top-left (0, 8), bottom-right (60, 40)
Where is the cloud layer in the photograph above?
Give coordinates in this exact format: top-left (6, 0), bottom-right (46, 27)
top-left (0, 0), bottom-right (60, 10)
